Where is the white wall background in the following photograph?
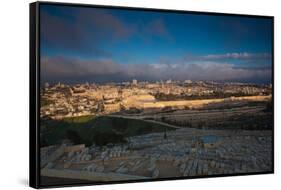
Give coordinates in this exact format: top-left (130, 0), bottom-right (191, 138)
top-left (0, 0), bottom-right (279, 189)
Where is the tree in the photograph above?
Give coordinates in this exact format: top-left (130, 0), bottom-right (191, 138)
top-left (66, 130), bottom-right (82, 144)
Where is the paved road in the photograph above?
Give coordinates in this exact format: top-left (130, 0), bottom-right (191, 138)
top-left (105, 115), bottom-right (181, 129)
top-left (114, 106), bottom-right (265, 119)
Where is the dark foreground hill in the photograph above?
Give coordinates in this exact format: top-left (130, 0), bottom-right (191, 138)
top-left (40, 115), bottom-right (174, 147)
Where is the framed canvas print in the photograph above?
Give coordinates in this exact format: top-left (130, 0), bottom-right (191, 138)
top-left (29, 1), bottom-right (274, 188)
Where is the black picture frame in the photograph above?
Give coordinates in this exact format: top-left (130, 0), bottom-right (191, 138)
top-left (30, 1), bottom-right (274, 188)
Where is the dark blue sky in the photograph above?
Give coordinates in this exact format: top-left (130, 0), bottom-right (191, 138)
top-left (40, 4), bottom-right (273, 84)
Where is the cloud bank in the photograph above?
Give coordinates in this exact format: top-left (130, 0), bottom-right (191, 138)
top-left (184, 52), bottom-right (271, 62)
top-left (41, 53), bottom-right (272, 84)
top-left (41, 7), bottom-right (171, 57)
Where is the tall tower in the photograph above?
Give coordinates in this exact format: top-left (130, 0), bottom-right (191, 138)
top-left (132, 79), bottom-right (137, 85)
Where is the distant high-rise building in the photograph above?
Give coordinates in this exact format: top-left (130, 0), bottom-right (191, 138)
top-left (55, 82), bottom-right (61, 88)
top-left (184, 80), bottom-right (192, 84)
top-left (132, 79), bottom-right (137, 85)
top-left (166, 79), bottom-right (172, 84)
top-left (44, 82), bottom-right (49, 88)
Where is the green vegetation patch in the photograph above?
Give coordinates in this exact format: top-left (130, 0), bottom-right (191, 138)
top-left (63, 115), bottom-right (95, 123)
top-left (40, 116), bottom-right (174, 147)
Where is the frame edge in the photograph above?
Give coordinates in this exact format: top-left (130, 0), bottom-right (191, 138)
top-left (30, 1), bottom-right (40, 189)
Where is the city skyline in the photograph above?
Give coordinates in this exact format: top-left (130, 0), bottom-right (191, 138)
top-left (40, 5), bottom-right (273, 84)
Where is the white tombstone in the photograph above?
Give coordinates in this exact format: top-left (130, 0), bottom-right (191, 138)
top-left (96, 165), bottom-right (104, 172)
top-left (45, 162), bottom-right (54, 169)
top-left (67, 151), bottom-right (74, 158)
top-left (148, 163), bottom-right (156, 172)
top-left (179, 163), bottom-right (186, 173)
top-left (152, 169), bottom-right (159, 178)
